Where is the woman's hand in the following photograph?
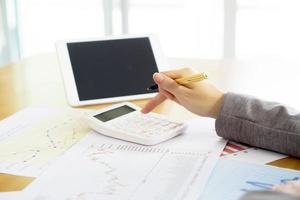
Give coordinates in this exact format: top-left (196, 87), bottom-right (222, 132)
top-left (141, 68), bottom-right (224, 119)
top-left (272, 181), bottom-right (300, 197)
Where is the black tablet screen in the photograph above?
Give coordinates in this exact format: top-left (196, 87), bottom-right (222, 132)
top-left (67, 37), bottom-right (158, 101)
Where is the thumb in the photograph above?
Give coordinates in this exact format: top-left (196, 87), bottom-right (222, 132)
top-left (153, 73), bottom-right (181, 94)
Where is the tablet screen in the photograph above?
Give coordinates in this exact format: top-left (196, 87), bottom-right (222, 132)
top-left (67, 37), bottom-right (158, 101)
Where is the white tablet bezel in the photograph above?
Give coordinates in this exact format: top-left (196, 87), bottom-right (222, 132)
top-left (56, 35), bottom-right (168, 107)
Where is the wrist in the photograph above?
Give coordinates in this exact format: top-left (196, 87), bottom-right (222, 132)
top-left (209, 92), bottom-right (225, 119)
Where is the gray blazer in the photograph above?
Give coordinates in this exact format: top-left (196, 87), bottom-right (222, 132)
top-left (215, 93), bottom-right (300, 200)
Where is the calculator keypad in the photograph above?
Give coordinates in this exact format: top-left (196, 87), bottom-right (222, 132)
top-left (109, 112), bottom-right (182, 137)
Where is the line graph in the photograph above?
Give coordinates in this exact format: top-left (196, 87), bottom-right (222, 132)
top-left (0, 108), bottom-right (91, 177)
top-left (84, 145), bottom-right (127, 196)
top-left (95, 161), bottom-right (125, 195)
top-left (0, 107), bottom-right (54, 143)
top-left (241, 177), bottom-right (300, 192)
top-left (27, 133), bottom-right (217, 200)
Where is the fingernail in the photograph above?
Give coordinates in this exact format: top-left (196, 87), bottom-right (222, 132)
top-left (154, 73), bottom-right (164, 83)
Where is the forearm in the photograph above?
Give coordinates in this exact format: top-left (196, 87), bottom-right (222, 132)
top-left (215, 93), bottom-right (300, 158)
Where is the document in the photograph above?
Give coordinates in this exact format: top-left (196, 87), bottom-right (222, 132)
top-left (25, 130), bottom-right (226, 200)
top-left (222, 141), bottom-right (286, 164)
top-left (0, 106), bottom-right (91, 177)
top-left (180, 118), bottom-right (286, 164)
top-left (0, 192), bottom-right (23, 200)
top-left (200, 158), bottom-right (300, 200)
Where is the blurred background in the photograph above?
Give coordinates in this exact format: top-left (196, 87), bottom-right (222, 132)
top-left (1, 0), bottom-right (300, 108)
top-left (1, 0), bottom-right (300, 63)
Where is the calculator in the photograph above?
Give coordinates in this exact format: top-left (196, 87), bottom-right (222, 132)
top-left (85, 102), bottom-right (186, 145)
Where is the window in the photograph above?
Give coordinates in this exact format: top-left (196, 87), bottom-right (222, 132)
top-left (236, 0), bottom-right (300, 60)
top-left (127, 0), bottom-right (224, 58)
top-left (18, 0), bottom-right (224, 59)
top-left (8, 0), bottom-right (300, 62)
top-left (18, 0), bottom-right (104, 57)
top-left (0, 0), bottom-right (20, 66)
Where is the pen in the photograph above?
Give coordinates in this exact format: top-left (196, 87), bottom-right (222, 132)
top-left (147, 72), bottom-right (208, 91)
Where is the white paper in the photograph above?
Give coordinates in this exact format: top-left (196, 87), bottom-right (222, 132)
top-left (0, 192), bottom-right (36, 200)
top-left (0, 192), bottom-right (23, 200)
top-left (0, 107), bottom-right (59, 143)
top-left (24, 117), bottom-right (226, 200)
top-left (0, 106), bottom-right (91, 177)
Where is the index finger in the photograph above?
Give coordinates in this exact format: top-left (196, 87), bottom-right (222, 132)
top-left (141, 93), bottom-right (167, 113)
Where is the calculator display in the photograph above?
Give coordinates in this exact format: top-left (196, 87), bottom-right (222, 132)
top-left (94, 105), bottom-right (135, 122)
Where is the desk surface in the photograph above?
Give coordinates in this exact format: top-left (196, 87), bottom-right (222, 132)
top-left (0, 54), bottom-right (300, 192)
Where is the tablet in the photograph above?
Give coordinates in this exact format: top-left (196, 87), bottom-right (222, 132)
top-left (56, 35), bottom-right (167, 106)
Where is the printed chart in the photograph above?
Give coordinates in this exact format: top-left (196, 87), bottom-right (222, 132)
top-left (221, 142), bottom-right (250, 156)
top-left (25, 133), bottom-right (225, 200)
top-left (200, 158), bottom-right (300, 200)
top-left (221, 141), bottom-right (286, 164)
top-left (0, 107), bottom-right (91, 177)
top-left (186, 118), bottom-right (286, 164)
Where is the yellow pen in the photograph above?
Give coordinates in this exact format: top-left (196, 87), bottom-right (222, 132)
top-left (147, 72), bottom-right (208, 91)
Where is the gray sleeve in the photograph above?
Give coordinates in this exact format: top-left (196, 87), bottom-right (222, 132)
top-left (215, 92), bottom-right (300, 158)
top-left (240, 191), bottom-right (300, 200)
